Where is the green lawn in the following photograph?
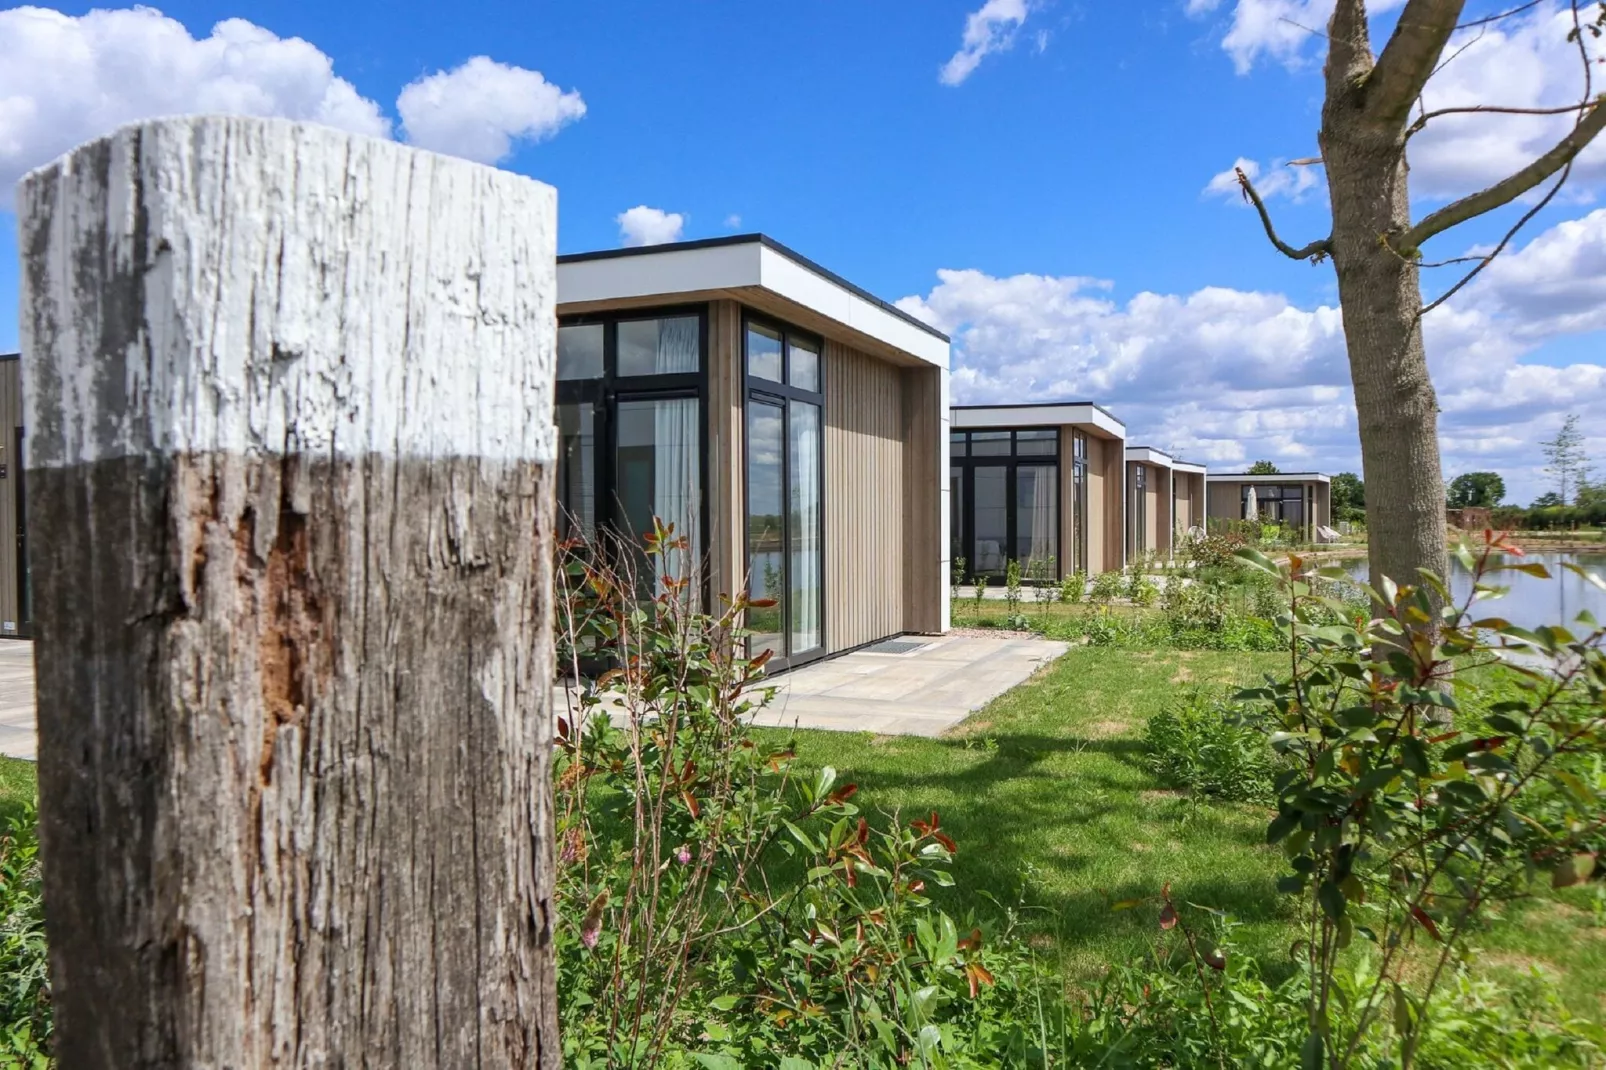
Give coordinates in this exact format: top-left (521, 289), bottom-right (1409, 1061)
top-left (0, 756), bottom-right (35, 827)
top-left (761, 648), bottom-right (1606, 1019)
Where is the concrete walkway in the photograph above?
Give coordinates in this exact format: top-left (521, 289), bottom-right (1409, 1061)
top-left (751, 633), bottom-right (1069, 737)
top-left (0, 642), bottom-right (35, 760)
top-left (0, 632), bottom-right (1073, 762)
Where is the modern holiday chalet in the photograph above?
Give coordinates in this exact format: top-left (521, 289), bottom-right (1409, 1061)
top-left (947, 403), bottom-right (1127, 581)
top-left (1125, 446), bottom-right (1209, 560)
top-left (556, 235), bottom-right (951, 672)
top-left (1207, 471), bottom-right (1333, 540)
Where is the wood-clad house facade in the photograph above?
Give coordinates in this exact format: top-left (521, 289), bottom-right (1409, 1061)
top-left (948, 403), bottom-right (1127, 580)
top-left (556, 236), bottom-right (949, 672)
top-left (1207, 472), bottom-right (1333, 540)
top-left (0, 356), bottom-right (24, 638)
top-left (1125, 447), bottom-right (1209, 560)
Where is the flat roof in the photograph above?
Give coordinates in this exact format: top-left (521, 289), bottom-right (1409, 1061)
top-left (1208, 472), bottom-right (1331, 483)
top-left (558, 234), bottom-right (950, 369)
top-left (950, 401), bottom-right (1125, 439)
top-left (1125, 447), bottom-right (1207, 474)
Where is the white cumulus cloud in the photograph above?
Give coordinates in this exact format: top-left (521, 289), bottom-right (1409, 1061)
top-left (940, 0), bottom-right (1031, 86)
top-left (897, 209), bottom-right (1606, 501)
top-left (0, 5), bottom-right (389, 190)
top-left (1410, 3), bottom-right (1606, 200)
top-left (616, 205), bottom-right (686, 247)
top-left (0, 5), bottom-right (585, 191)
top-left (1193, 0), bottom-right (1404, 75)
top-left (1204, 156), bottom-right (1321, 201)
top-left (397, 56), bottom-right (585, 163)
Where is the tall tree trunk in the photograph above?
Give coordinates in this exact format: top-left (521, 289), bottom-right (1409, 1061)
top-left (19, 116), bottom-right (562, 1067)
top-left (1322, 5), bottom-right (1450, 603)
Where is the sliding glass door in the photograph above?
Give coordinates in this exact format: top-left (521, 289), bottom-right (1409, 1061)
top-left (745, 318), bottom-right (824, 669)
top-left (951, 428), bottom-right (1060, 581)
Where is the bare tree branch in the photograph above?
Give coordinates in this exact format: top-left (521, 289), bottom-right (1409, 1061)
top-left (1419, 161), bottom-right (1570, 315)
top-left (1406, 100), bottom-right (1599, 141)
top-left (1398, 95), bottom-right (1606, 253)
top-left (1454, 0), bottom-right (1543, 30)
top-left (1367, 0), bottom-right (1469, 123)
top-left (1233, 167), bottom-right (1333, 262)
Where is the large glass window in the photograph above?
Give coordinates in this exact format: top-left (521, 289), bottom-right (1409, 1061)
top-left (1245, 484), bottom-right (1307, 528)
top-left (744, 316), bottom-right (824, 669)
top-left (555, 310), bottom-right (704, 598)
top-left (746, 400), bottom-right (785, 658)
top-left (788, 400), bottom-right (822, 654)
top-left (556, 402), bottom-right (595, 539)
top-left (620, 316), bottom-right (699, 376)
top-left (950, 428), bottom-right (1060, 581)
top-left (1132, 465), bottom-right (1149, 555)
top-left (747, 323), bottom-right (783, 383)
top-left (1072, 431), bottom-right (1088, 574)
top-left (558, 324), bottom-right (604, 380)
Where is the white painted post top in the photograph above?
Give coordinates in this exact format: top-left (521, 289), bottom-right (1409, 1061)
top-left (19, 116), bottom-right (558, 468)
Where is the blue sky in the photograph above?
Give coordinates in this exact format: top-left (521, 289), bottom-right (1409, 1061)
top-left (1, 0), bottom-right (1603, 500)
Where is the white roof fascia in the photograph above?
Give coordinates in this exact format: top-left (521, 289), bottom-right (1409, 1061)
top-left (950, 404), bottom-right (1125, 438)
top-left (1125, 446), bottom-right (1174, 467)
top-left (556, 241), bottom-right (949, 370)
top-left (1171, 460), bottom-right (1208, 475)
top-left (1207, 472), bottom-right (1331, 484)
top-left (755, 245), bottom-right (948, 369)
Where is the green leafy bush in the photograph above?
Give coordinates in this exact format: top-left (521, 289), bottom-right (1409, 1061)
top-left (1234, 538), bottom-right (1606, 1067)
top-left (1144, 690), bottom-right (1279, 803)
top-left (554, 524), bottom-right (1049, 1067)
top-left (0, 802), bottom-right (49, 1068)
top-left (1088, 571), bottom-right (1123, 604)
top-left (1059, 570), bottom-right (1087, 605)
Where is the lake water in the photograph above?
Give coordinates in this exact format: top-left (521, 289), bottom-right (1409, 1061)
top-left (1340, 551), bottom-right (1606, 634)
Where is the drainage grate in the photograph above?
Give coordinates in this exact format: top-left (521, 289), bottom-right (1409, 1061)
top-left (862, 638), bottom-right (929, 656)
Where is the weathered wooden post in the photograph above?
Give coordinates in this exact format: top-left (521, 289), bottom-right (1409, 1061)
top-left (18, 116), bottom-right (560, 1066)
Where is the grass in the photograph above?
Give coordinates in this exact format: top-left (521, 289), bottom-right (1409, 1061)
top-left (762, 648), bottom-right (1297, 980)
top-left (759, 647), bottom-right (1606, 1019)
top-left (0, 756), bottom-right (35, 827)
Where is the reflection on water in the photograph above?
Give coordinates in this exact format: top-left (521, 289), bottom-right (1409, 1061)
top-left (1341, 552), bottom-right (1606, 633)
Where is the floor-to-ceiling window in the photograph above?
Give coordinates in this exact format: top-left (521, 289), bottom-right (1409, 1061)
top-left (745, 317), bottom-right (824, 669)
top-left (556, 310), bottom-right (704, 598)
top-left (1132, 464), bottom-right (1149, 556)
top-left (1072, 431), bottom-right (1088, 574)
top-left (1243, 484), bottom-right (1307, 532)
top-left (951, 428), bottom-right (1060, 581)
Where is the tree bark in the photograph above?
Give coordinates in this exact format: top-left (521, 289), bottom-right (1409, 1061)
top-left (19, 116), bottom-right (561, 1067)
top-left (1322, 3), bottom-right (1450, 599)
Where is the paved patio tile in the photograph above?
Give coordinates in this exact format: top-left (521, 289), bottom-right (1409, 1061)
top-left (0, 630), bottom-right (1070, 762)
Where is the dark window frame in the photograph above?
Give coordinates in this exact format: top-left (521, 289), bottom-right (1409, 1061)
top-left (555, 304), bottom-right (711, 605)
top-left (742, 312), bottom-right (827, 672)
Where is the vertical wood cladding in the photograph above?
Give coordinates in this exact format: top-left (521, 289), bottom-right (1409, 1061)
top-left (825, 340), bottom-right (905, 651)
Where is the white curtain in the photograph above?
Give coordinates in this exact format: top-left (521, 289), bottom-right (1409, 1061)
top-left (1027, 467), bottom-right (1055, 573)
top-left (657, 317), bottom-right (699, 374)
top-left (789, 401), bottom-right (822, 653)
top-left (653, 397), bottom-right (700, 596)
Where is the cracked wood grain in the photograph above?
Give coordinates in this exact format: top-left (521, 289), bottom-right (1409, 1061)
top-left (19, 115), bottom-right (561, 1068)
